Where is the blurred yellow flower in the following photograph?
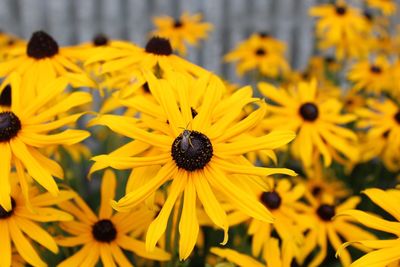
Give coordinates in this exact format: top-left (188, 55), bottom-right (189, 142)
top-left (152, 13), bottom-right (212, 55)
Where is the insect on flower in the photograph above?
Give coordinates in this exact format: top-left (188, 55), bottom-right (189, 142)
top-left (177, 122), bottom-right (194, 152)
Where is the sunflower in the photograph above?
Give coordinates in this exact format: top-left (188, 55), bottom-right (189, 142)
top-left (296, 193), bottom-right (375, 267)
top-left (90, 72), bottom-right (296, 260)
top-left (151, 12), bottom-right (213, 55)
top-left (85, 36), bottom-right (209, 99)
top-left (0, 31), bottom-right (95, 94)
top-left (0, 73), bottom-right (91, 210)
top-left (356, 97), bottom-right (400, 171)
top-left (57, 169), bottom-right (170, 266)
top-left (0, 174), bottom-right (73, 267)
top-left (260, 79), bottom-right (358, 168)
top-left (366, 0), bottom-right (397, 15)
top-left (348, 56), bottom-right (393, 94)
top-left (310, 1), bottom-right (371, 60)
top-left (224, 33), bottom-right (289, 78)
top-left (337, 188), bottom-right (400, 267)
top-left (211, 238), bottom-right (283, 267)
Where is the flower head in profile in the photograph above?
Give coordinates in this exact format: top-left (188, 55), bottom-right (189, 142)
top-left (152, 12), bottom-right (213, 55)
top-left (0, 31), bottom-right (95, 92)
top-left (260, 80), bottom-right (358, 168)
top-left (356, 97), bottom-right (400, 171)
top-left (310, 1), bottom-right (371, 60)
top-left (337, 188), bottom-right (400, 267)
top-left (0, 175), bottom-right (73, 267)
top-left (85, 36), bottom-right (209, 99)
top-left (90, 72), bottom-right (296, 260)
top-left (225, 33), bottom-right (289, 78)
top-left (0, 73), bottom-right (91, 211)
top-left (57, 170), bottom-right (170, 267)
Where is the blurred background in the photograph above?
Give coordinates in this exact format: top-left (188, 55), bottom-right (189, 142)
top-left (1, 0), bottom-right (400, 82)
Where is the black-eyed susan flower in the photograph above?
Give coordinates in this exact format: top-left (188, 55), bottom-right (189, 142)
top-left (227, 178), bottom-right (306, 266)
top-left (225, 33), bottom-right (289, 78)
top-left (366, 0), bottom-right (397, 15)
top-left (0, 31), bottom-right (95, 92)
top-left (90, 72), bottom-right (296, 260)
top-left (151, 12), bottom-right (212, 55)
top-left (57, 169), bottom-right (170, 266)
top-left (260, 80), bottom-right (358, 168)
top-left (0, 73), bottom-right (91, 210)
top-left (310, 1), bottom-right (371, 60)
top-left (337, 188), bottom-right (400, 267)
top-left (356, 97), bottom-right (400, 171)
top-left (86, 37), bottom-right (209, 99)
top-left (211, 238), bottom-right (283, 267)
top-left (0, 175), bottom-right (73, 267)
top-left (348, 56), bottom-right (393, 94)
top-left (297, 194), bottom-right (375, 267)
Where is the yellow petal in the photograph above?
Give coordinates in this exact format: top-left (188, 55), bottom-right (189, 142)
top-left (99, 170), bottom-right (116, 219)
top-left (0, 142), bottom-right (12, 211)
top-left (117, 235), bottom-right (170, 261)
top-left (145, 173), bottom-right (186, 251)
top-left (179, 176), bottom-right (199, 260)
top-left (210, 247), bottom-right (265, 267)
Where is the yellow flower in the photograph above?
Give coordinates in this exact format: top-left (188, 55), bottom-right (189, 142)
top-left (86, 37), bottom-right (209, 99)
top-left (152, 12), bottom-right (212, 55)
top-left (229, 178), bottom-right (306, 266)
top-left (57, 170), bottom-right (170, 266)
top-left (90, 72), bottom-right (296, 260)
top-left (0, 176), bottom-right (73, 267)
top-left (211, 238), bottom-right (283, 267)
top-left (297, 194), bottom-right (375, 267)
top-left (348, 56), bottom-right (393, 94)
top-left (0, 73), bottom-right (91, 211)
top-left (310, 1), bottom-right (371, 60)
top-left (0, 31), bottom-right (95, 93)
top-left (260, 80), bottom-right (358, 168)
top-left (356, 97), bottom-right (400, 171)
top-left (337, 188), bottom-right (400, 267)
top-left (367, 0), bottom-right (397, 15)
top-left (224, 33), bottom-right (289, 78)
top-left (0, 32), bottom-right (25, 61)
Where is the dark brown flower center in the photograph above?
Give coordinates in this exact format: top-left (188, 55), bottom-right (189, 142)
top-left (258, 32), bottom-right (270, 38)
top-left (255, 48), bottom-right (266, 56)
top-left (311, 186), bottom-right (322, 197)
top-left (394, 111), bottom-right (400, 124)
top-left (299, 102), bottom-right (319, 121)
top-left (317, 204), bottom-right (335, 221)
top-left (92, 219), bottom-right (117, 242)
top-left (171, 131), bottom-right (213, 172)
top-left (260, 191), bottom-right (282, 210)
top-left (0, 85), bottom-right (11, 107)
top-left (0, 198), bottom-right (16, 219)
top-left (93, 34), bottom-right (109, 46)
top-left (174, 20), bottom-right (183, 28)
top-left (370, 65), bottom-right (382, 74)
top-left (142, 82), bottom-right (150, 93)
top-left (335, 6), bottom-right (347, 15)
top-left (27, 31), bottom-right (59, 59)
top-left (145, 37), bottom-right (173, 56)
top-left (0, 112), bottom-right (21, 142)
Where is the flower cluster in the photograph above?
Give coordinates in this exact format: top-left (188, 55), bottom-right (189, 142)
top-left (0, 3), bottom-right (400, 266)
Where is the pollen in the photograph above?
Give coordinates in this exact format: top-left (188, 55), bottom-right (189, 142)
top-left (171, 131), bottom-right (213, 172)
